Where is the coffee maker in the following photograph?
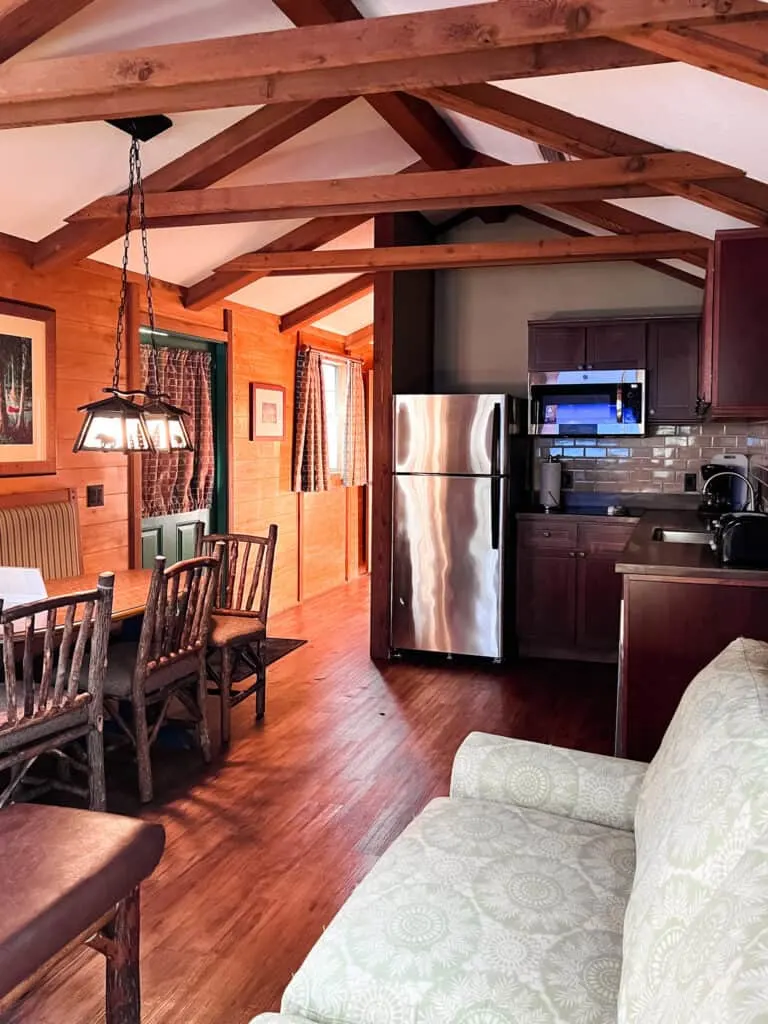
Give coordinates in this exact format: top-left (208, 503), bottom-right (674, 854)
top-left (699, 455), bottom-right (751, 518)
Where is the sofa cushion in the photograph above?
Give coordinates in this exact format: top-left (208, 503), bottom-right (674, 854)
top-left (619, 637), bottom-right (768, 1022)
top-left (282, 796), bottom-right (635, 1024)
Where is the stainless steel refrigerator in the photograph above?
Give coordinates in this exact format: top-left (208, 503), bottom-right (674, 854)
top-left (391, 394), bottom-right (525, 659)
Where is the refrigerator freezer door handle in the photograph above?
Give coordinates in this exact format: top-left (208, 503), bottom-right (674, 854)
top-left (491, 476), bottom-right (501, 551)
top-left (491, 402), bottom-right (501, 478)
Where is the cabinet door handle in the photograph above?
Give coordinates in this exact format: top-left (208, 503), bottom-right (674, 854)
top-left (577, 551), bottom-right (586, 558)
top-left (568, 551), bottom-right (576, 558)
top-left (586, 364), bottom-right (594, 370)
top-left (542, 530), bottom-right (551, 538)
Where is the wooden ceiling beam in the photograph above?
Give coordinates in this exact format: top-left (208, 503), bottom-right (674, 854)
top-left (31, 97), bottom-right (350, 270)
top-left (184, 213), bottom-right (372, 311)
top-left (279, 273), bottom-right (375, 333)
top-left (182, 160), bottom-right (427, 311)
top-left (619, 18), bottom-right (768, 90)
top-left (421, 83), bottom-right (768, 225)
top-left (272, 0), bottom-right (470, 170)
top-left (219, 233), bottom-right (710, 275)
top-left (0, 0), bottom-right (759, 128)
top-left (0, 0), bottom-right (97, 63)
top-left (516, 206), bottom-right (705, 289)
top-left (70, 154), bottom-right (743, 227)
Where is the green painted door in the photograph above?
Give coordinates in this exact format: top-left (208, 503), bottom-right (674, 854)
top-left (140, 331), bottom-right (228, 569)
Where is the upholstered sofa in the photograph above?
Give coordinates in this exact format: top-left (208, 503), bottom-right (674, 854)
top-left (251, 637), bottom-right (768, 1024)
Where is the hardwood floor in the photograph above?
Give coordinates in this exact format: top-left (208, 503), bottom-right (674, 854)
top-left (7, 576), bottom-right (617, 1024)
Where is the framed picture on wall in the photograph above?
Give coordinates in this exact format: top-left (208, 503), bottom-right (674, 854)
top-left (250, 382), bottom-right (285, 441)
top-left (0, 299), bottom-right (56, 476)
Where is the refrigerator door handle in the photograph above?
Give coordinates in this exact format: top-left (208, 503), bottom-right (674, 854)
top-left (491, 476), bottom-right (501, 551)
top-left (491, 402), bottom-right (501, 477)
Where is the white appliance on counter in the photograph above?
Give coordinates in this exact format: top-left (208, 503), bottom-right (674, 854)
top-left (391, 394), bottom-right (527, 660)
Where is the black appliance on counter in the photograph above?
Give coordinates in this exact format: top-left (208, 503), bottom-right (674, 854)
top-left (714, 512), bottom-right (768, 570)
top-left (699, 460), bottom-right (751, 517)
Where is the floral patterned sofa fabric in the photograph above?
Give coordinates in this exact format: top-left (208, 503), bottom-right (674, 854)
top-left (248, 638), bottom-right (768, 1024)
top-left (279, 797), bottom-right (634, 1024)
top-left (618, 637), bottom-right (768, 1024)
top-left (451, 733), bottom-right (647, 833)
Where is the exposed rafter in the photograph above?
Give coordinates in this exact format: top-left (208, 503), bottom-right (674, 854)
top-left (70, 154), bottom-right (743, 227)
top-left (420, 83), bottom-right (768, 225)
top-left (32, 98), bottom-right (351, 270)
top-left (0, 0), bottom-right (97, 63)
top-left (619, 17), bottom-right (768, 90)
top-left (219, 233), bottom-right (710, 274)
top-left (272, 0), bottom-right (470, 170)
top-left (279, 273), bottom-right (375, 333)
top-left (516, 207), bottom-right (705, 289)
top-left (0, 1), bottom-right (760, 128)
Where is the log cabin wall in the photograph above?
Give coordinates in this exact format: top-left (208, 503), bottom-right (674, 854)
top-left (0, 247), bottom-right (365, 614)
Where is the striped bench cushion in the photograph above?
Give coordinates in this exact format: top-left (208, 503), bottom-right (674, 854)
top-left (0, 502), bottom-right (81, 580)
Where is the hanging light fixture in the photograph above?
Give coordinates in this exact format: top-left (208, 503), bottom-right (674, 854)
top-left (74, 135), bottom-right (192, 454)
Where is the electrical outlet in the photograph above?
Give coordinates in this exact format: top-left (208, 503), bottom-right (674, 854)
top-left (684, 473), bottom-right (698, 493)
top-left (86, 484), bottom-right (105, 508)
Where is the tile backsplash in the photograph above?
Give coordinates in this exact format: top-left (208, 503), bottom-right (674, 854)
top-left (535, 422), bottom-right (768, 494)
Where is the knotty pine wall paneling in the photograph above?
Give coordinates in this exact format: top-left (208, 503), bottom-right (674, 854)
top-left (0, 249), bottom-right (360, 614)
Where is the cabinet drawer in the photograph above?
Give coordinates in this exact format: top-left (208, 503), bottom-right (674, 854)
top-left (519, 520), bottom-right (578, 550)
top-left (577, 522), bottom-right (635, 555)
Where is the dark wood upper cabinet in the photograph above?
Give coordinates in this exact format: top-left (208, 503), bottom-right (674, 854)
top-left (585, 321), bottom-right (645, 369)
top-left (528, 324), bottom-right (586, 371)
top-left (646, 318), bottom-right (700, 424)
top-left (705, 228), bottom-right (768, 419)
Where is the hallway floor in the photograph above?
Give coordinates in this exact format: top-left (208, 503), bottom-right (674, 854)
top-left (9, 576), bottom-right (617, 1024)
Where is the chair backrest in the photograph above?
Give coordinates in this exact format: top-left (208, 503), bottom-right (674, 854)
top-left (0, 489), bottom-right (83, 580)
top-left (0, 572), bottom-right (114, 738)
top-left (135, 546), bottom-right (224, 683)
top-left (197, 527), bottom-right (278, 623)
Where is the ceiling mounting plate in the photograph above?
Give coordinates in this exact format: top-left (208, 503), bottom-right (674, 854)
top-left (106, 115), bottom-right (173, 142)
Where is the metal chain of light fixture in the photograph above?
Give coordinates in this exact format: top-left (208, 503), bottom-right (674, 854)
top-left (135, 139), bottom-right (161, 398)
top-left (112, 136), bottom-right (139, 391)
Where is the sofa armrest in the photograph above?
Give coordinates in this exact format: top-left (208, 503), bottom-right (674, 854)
top-left (450, 732), bottom-right (648, 832)
top-left (249, 1015), bottom-right (309, 1024)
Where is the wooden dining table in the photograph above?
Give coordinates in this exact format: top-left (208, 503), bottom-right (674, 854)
top-left (46, 569), bottom-right (153, 624)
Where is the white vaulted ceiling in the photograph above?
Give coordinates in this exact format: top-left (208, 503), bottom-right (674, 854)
top-left (0, 1), bottom-right (767, 334)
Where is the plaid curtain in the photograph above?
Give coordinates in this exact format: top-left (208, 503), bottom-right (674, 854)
top-left (343, 360), bottom-right (367, 487)
top-left (293, 347), bottom-right (329, 492)
top-left (141, 346), bottom-right (215, 517)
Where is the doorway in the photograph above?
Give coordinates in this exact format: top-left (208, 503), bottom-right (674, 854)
top-left (139, 331), bottom-right (228, 568)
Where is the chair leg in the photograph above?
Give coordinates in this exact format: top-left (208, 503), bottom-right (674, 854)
top-left (105, 888), bottom-right (141, 1024)
top-left (133, 696), bottom-right (153, 804)
top-left (255, 645), bottom-right (266, 722)
top-left (220, 647), bottom-right (233, 746)
top-left (88, 724), bottom-right (107, 812)
top-left (196, 661), bottom-right (212, 764)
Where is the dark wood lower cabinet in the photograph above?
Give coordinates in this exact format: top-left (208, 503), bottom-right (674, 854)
top-left (516, 516), bottom-right (636, 662)
top-left (517, 551), bottom-right (577, 649)
top-left (576, 554), bottom-right (625, 652)
top-left (619, 574), bottom-right (768, 760)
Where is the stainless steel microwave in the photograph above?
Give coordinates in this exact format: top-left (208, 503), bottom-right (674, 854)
top-left (528, 368), bottom-right (646, 437)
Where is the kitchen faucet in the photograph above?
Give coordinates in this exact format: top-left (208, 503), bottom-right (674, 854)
top-left (701, 470), bottom-right (756, 513)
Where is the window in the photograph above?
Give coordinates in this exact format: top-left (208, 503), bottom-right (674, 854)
top-left (321, 357), bottom-right (348, 474)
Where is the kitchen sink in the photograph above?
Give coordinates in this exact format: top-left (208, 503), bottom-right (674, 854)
top-left (652, 528), bottom-right (712, 546)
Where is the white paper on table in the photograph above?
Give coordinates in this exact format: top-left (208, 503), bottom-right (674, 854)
top-left (0, 567), bottom-right (48, 635)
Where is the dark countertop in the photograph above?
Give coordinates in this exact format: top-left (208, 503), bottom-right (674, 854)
top-left (617, 509), bottom-right (768, 581)
top-left (518, 511), bottom-right (640, 524)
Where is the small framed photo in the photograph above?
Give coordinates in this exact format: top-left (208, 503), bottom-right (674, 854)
top-left (0, 299), bottom-right (56, 476)
top-left (249, 383), bottom-right (285, 441)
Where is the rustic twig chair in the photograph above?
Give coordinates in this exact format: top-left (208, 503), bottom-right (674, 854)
top-left (97, 547), bottom-right (223, 803)
top-left (0, 573), bottom-right (113, 811)
top-left (197, 527), bottom-right (278, 745)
